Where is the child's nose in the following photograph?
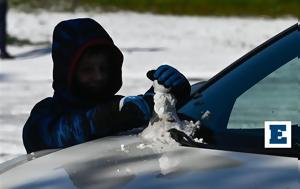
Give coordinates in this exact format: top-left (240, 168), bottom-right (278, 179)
top-left (92, 69), bottom-right (108, 81)
top-left (92, 71), bottom-right (102, 81)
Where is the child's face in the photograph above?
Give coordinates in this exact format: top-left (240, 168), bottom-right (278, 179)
top-left (76, 52), bottom-right (110, 90)
top-left (74, 51), bottom-right (117, 100)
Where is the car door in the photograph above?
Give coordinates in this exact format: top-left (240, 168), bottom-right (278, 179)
top-left (179, 24), bottom-right (300, 157)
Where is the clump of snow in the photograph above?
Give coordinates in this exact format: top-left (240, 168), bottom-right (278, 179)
top-left (120, 144), bottom-right (129, 153)
top-left (201, 110), bottom-right (211, 120)
top-left (194, 138), bottom-right (204, 143)
top-left (125, 167), bottom-right (131, 173)
top-left (141, 81), bottom-right (200, 146)
top-left (136, 143), bottom-right (153, 149)
top-left (158, 154), bottom-right (179, 175)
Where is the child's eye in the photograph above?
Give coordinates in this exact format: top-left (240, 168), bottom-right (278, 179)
top-left (98, 64), bottom-right (111, 72)
top-left (80, 66), bottom-right (94, 73)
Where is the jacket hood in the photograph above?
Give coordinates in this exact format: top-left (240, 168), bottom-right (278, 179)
top-left (51, 18), bottom-right (123, 105)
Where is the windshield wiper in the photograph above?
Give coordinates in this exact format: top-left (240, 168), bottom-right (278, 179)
top-left (168, 128), bottom-right (207, 148)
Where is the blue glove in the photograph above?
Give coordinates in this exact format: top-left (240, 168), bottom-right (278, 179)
top-left (119, 96), bottom-right (151, 120)
top-left (147, 65), bottom-right (188, 89)
top-left (146, 65), bottom-right (191, 106)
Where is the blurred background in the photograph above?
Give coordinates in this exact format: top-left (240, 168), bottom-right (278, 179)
top-left (0, 0), bottom-right (298, 163)
top-left (9, 0), bottom-right (300, 17)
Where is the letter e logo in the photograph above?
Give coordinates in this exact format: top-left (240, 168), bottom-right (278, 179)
top-left (264, 121), bottom-right (291, 148)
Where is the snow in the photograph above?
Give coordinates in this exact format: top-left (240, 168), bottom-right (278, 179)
top-left (136, 143), bottom-right (153, 150)
top-left (201, 110), bottom-right (211, 120)
top-left (120, 144), bottom-right (129, 153)
top-left (158, 154), bottom-right (179, 175)
top-left (141, 81), bottom-right (200, 146)
top-left (0, 9), bottom-right (297, 164)
top-left (194, 138), bottom-right (204, 144)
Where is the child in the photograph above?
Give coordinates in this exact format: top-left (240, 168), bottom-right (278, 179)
top-left (23, 18), bottom-right (191, 153)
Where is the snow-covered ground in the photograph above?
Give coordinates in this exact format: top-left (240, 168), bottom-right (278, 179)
top-left (0, 9), bottom-right (297, 163)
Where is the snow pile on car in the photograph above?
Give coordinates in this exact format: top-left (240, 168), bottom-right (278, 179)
top-left (141, 81), bottom-right (200, 146)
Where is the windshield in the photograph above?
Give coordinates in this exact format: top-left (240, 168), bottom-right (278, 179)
top-left (179, 26), bottom-right (299, 132)
top-left (227, 58), bottom-right (300, 129)
top-left (176, 26), bottom-right (299, 157)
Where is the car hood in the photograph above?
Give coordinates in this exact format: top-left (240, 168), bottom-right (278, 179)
top-left (0, 135), bottom-right (298, 189)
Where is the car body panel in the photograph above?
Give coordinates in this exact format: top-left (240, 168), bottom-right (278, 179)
top-left (0, 135), bottom-right (298, 189)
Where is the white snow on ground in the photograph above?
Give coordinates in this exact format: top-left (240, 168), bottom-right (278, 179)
top-left (0, 9), bottom-right (297, 163)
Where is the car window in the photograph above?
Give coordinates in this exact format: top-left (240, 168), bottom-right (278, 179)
top-left (227, 58), bottom-right (300, 129)
top-left (179, 25), bottom-right (299, 132)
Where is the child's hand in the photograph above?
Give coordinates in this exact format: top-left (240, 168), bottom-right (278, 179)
top-left (119, 96), bottom-right (151, 120)
top-left (146, 65), bottom-right (191, 106)
top-left (147, 65), bottom-right (188, 89)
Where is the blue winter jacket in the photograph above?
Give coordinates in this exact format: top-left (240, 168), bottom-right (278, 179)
top-left (23, 18), bottom-right (190, 153)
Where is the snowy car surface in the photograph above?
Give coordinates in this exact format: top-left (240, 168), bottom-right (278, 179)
top-left (0, 24), bottom-right (300, 189)
top-left (0, 135), bottom-right (298, 189)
